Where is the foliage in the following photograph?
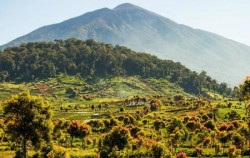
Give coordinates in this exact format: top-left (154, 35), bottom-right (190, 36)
top-left (1, 78), bottom-right (250, 157)
top-left (0, 39), bottom-right (232, 96)
top-left (149, 99), bottom-right (162, 111)
top-left (46, 145), bottom-right (70, 158)
top-left (99, 126), bottom-right (130, 157)
top-left (150, 142), bottom-right (167, 158)
top-left (167, 117), bottom-right (183, 133)
top-left (237, 78), bottom-right (250, 100)
top-left (67, 120), bottom-right (91, 147)
top-left (3, 91), bottom-right (53, 158)
top-left (237, 77), bottom-right (250, 118)
top-left (225, 110), bottom-right (241, 120)
top-left (176, 151), bottom-right (188, 158)
top-left (65, 87), bottom-right (77, 98)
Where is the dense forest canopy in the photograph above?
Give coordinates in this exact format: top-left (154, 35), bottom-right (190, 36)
top-left (0, 38), bottom-right (232, 96)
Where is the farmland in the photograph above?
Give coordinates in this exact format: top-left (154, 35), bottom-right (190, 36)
top-left (0, 75), bottom-right (249, 158)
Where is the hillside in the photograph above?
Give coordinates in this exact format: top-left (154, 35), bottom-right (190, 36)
top-left (0, 39), bottom-right (232, 96)
top-left (1, 3), bottom-right (250, 86)
top-left (0, 75), bottom-right (191, 101)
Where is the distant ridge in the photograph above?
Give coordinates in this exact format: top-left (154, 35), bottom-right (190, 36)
top-left (1, 3), bottom-right (250, 86)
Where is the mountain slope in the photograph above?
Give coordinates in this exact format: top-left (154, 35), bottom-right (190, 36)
top-left (1, 3), bottom-right (250, 86)
top-left (0, 39), bottom-right (232, 96)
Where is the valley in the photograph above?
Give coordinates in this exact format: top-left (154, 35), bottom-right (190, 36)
top-left (0, 40), bottom-right (249, 157)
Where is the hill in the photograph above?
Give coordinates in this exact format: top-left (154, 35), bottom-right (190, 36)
top-left (1, 3), bottom-right (250, 86)
top-left (0, 39), bottom-right (232, 97)
top-left (0, 74), bottom-right (192, 101)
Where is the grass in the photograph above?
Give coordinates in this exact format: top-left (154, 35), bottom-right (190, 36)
top-left (218, 107), bottom-right (246, 119)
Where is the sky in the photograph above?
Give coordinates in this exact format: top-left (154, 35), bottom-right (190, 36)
top-left (0, 0), bottom-right (250, 46)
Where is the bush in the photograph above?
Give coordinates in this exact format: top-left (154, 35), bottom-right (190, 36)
top-left (176, 151), bottom-right (188, 158)
top-left (32, 145), bottom-right (70, 158)
top-left (150, 143), bottom-right (167, 158)
top-left (204, 120), bottom-right (215, 130)
top-left (119, 107), bottom-right (125, 112)
top-left (225, 110), bottom-right (241, 120)
top-left (47, 145), bottom-right (70, 158)
top-left (194, 146), bottom-right (202, 157)
top-left (227, 102), bottom-right (232, 108)
top-left (65, 87), bottom-right (77, 98)
top-left (117, 116), bottom-right (124, 121)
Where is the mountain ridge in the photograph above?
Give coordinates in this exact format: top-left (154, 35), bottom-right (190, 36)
top-left (1, 3), bottom-right (250, 86)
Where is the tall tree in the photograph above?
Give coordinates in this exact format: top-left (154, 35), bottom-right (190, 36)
top-left (237, 77), bottom-right (250, 117)
top-left (3, 91), bottom-right (53, 158)
top-left (67, 120), bottom-right (91, 147)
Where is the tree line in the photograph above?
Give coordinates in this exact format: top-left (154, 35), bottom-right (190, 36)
top-left (0, 38), bottom-right (232, 95)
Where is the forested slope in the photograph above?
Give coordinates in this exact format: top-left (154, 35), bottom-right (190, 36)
top-left (0, 39), bottom-right (232, 96)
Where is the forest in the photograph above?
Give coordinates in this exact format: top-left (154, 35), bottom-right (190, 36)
top-left (0, 38), bottom-right (232, 96)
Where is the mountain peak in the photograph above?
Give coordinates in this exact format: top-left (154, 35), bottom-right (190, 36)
top-left (1, 3), bottom-right (250, 86)
top-left (114, 3), bottom-right (143, 10)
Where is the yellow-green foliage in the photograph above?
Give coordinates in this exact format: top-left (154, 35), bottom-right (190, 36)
top-left (3, 91), bottom-right (54, 157)
top-left (47, 145), bottom-right (70, 158)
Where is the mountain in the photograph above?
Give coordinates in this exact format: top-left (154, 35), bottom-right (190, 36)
top-left (1, 3), bottom-right (250, 86)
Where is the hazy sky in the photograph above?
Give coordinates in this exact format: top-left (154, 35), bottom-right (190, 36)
top-left (1, 0), bottom-right (250, 46)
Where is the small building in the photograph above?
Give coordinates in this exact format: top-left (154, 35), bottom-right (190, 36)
top-left (91, 113), bottom-right (100, 119)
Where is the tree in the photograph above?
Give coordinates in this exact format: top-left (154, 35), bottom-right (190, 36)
top-left (237, 77), bottom-right (250, 155)
top-left (100, 126), bottom-right (130, 157)
top-left (65, 87), bottom-right (77, 98)
top-left (204, 120), bottom-right (215, 130)
top-left (167, 117), bottom-right (183, 133)
top-left (151, 142), bottom-right (166, 158)
top-left (91, 105), bottom-right (95, 110)
top-left (168, 128), bottom-right (184, 154)
top-left (0, 71), bottom-right (9, 82)
top-left (3, 91), bottom-right (53, 158)
top-left (153, 120), bottom-right (165, 131)
top-left (237, 78), bottom-right (250, 117)
top-left (67, 120), bottom-right (91, 147)
top-left (231, 132), bottom-right (244, 149)
top-left (0, 39), bottom-right (232, 97)
top-left (218, 131), bottom-right (229, 154)
top-left (53, 119), bottom-right (70, 146)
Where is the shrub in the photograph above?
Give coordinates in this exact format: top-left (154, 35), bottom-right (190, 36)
top-left (201, 114), bottom-right (209, 122)
top-left (204, 120), bottom-right (215, 130)
top-left (176, 151), bottom-right (188, 158)
top-left (65, 87), bottom-right (77, 98)
top-left (227, 102), bottom-right (232, 108)
top-left (119, 107), bottom-right (125, 112)
top-left (195, 146), bottom-right (202, 157)
top-left (47, 145), bottom-right (70, 158)
top-left (150, 143), bottom-right (167, 158)
top-left (225, 110), bottom-right (241, 120)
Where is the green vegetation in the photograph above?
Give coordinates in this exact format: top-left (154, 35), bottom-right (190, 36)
top-left (3, 92), bottom-right (54, 158)
top-left (0, 83), bottom-right (249, 157)
top-left (0, 39), bottom-right (232, 96)
top-left (0, 74), bottom-right (191, 100)
top-left (0, 40), bottom-right (249, 157)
